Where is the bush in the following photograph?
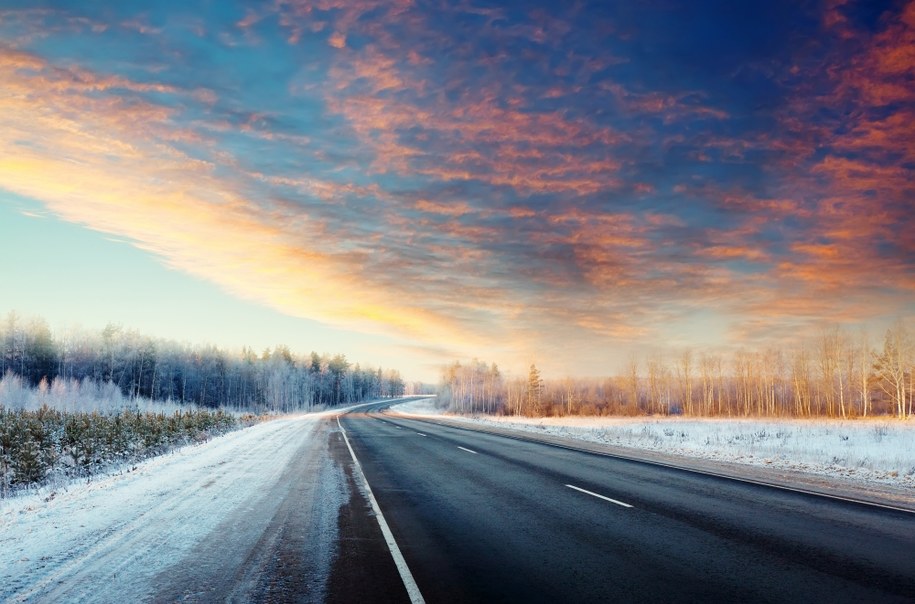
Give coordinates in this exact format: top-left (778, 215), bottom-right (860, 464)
top-left (0, 405), bottom-right (245, 496)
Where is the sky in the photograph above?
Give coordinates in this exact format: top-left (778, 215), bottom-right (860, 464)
top-left (0, 0), bottom-right (913, 382)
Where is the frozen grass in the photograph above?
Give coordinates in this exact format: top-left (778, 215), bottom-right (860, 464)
top-left (394, 399), bottom-right (915, 488)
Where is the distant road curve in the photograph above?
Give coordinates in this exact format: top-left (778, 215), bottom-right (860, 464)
top-left (340, 400), bottom-right (915, 603)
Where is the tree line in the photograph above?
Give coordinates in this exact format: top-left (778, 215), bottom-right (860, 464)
top-left (0, 311), bottom-right (405, 412)
top-left (439, 321), bottom-right (914, 419)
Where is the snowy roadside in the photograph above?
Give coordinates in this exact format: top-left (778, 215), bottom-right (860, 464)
top-left (392, 399), bottom-right (915, 491)
top-left (0, 407), bottom-right (351, 602)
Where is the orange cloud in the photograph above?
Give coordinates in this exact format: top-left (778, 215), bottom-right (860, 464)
top-left (414, 199), bottom-right (473, 217)
top-left (0, 48), bottom-right (480, 352)
top-left (328, 31), bottom-right (346, 48)
top-left (699, 246), bottom-right (768, 262)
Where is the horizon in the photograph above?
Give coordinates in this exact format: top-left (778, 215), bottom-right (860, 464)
top-left (1, 1), bottom-right (913, 383)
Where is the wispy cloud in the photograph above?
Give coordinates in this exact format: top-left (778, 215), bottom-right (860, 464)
top-left (0, 46), bottom-right (475, 354)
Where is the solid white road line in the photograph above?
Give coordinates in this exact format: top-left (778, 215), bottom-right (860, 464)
top-left (337, 417), bottom-right (425, 604)
top-left (416, 432), bottom-right (427, 437)
top-left (566, 484), bottom-right (633, 509)
top-left (457, 446), bottom-right (478, 454)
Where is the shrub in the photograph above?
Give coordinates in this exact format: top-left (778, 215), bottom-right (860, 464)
top-left (0, 405), bottom-right (245, 496)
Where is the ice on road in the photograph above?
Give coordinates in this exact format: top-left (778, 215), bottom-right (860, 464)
top-left (0, 412), bottom-right (347, 603)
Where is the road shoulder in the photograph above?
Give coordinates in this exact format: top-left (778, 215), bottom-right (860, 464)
top-left (326, 418), bottom-right (411, 604)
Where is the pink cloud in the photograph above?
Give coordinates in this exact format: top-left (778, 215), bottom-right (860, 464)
top-left (328, 31), bottom-right (346, 48)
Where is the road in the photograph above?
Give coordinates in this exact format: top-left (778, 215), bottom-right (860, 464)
top-left (339, 401), bottom-right (915, 603)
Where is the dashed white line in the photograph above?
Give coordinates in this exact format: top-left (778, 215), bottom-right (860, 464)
top-left (565, 484), bottom-right (633, 508)
top-left (337, 416), bottom-right (425, 604)
top-left (416, 432), bottom-right (427, 437)
top-left (457, 446), bottom-right (478, 455)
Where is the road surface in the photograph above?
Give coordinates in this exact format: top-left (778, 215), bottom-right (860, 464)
top-left (340, 400), bottom-right (915, 603)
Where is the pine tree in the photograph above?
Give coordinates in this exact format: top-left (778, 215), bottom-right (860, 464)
top-left (527, 364), bottom-right (543, 415)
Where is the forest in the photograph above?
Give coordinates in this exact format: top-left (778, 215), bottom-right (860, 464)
top-left (0, 311), bottom-right (406, 413)
top-left (0, 311), bottom-right (410, 494)
top-left (439, 322), bottom-right (915, 419)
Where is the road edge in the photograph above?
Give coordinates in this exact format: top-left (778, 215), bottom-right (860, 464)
top-left (336, 415), bottom-right (425, 604)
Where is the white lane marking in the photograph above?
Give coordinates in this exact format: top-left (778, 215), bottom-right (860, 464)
top-left (457, 446), bottom-right (478, 454)
top-left (337, 417), bottom-right (425, 604)
top-left (566, 484), bottom-right (633, 508)
top-left (416, 432), bottom-right (427, 437)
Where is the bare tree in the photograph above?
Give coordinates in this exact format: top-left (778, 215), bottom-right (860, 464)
top-left (677, 349), bottom-right (694, 415)
top-left (625, 356), bottom-right (640, 411)
top-left (874, 321), bottom-right (911, 418)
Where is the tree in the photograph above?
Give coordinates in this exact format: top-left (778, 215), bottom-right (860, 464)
top-left (527, 364), bottom-right (543, 415)
top-left (677, 349), bottom-right (694, 415)
top-left (23, 318), bottom-right (57, 387)
top-left (625, 356), bottom-right (640, 411)
top-left (855, 329), bottom-right (872, 417)
top-left (327, 354), bottom-right (350, 404)
top-left (874, 321), bottom-right (910, 418)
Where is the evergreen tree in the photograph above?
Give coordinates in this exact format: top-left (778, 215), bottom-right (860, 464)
top-left (527, 364), bottom-right (543, 414)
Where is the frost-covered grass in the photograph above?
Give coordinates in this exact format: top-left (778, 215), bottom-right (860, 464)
top-left (394, 399), bottom-right (915, 488)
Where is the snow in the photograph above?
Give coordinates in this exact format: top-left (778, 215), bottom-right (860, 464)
top-left (393, 399), bottom-right (915, 490)
top-left (0, 408), bottom-right (348, 602)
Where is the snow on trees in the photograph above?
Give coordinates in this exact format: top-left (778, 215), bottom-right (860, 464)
top-left (0, 311), bottom-right (406, 413)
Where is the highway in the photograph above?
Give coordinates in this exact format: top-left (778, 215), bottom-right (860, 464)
top-left (337, 401), bottom-right (915, 603)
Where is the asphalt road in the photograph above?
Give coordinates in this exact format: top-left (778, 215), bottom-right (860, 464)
top-left (339, 401), bottom-right (915, 603)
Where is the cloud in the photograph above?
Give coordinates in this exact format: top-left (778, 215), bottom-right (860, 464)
top-left (1, 1), bottom-right (913, 379)
top-left (0, 47), bottom-right (478, 353)
top-left (328, 31), bottom-right (346, 48)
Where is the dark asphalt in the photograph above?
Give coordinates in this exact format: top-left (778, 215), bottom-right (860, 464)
top-left (339, 401), bottom-right (915, 603)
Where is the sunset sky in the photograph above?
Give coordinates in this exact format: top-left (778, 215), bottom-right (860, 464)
top-left (1, 1), bottom-right (913, 382)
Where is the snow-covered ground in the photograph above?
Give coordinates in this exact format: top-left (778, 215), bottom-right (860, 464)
top-left (0, 408), bottom-right (348, 602)
top-left (393, 399), bottom-right (915, 489)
